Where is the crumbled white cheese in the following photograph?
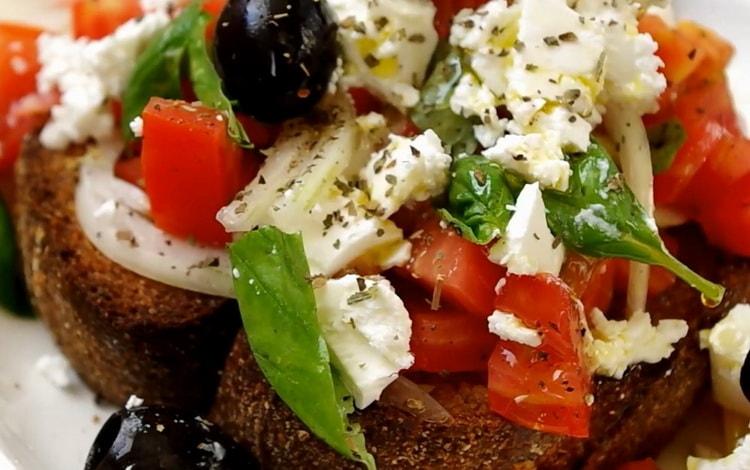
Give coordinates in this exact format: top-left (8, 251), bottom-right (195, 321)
top-left (488, 310), bottom-right (542, 347)
top-left (360, 129), bottom-right (452, 218)
top-left (489, 182), bottom-right (565, 276)
top-left (447, 0), bottom-right (666, 183)
top-left (700, 304), bottom-right (750, 417)
top-left (328, 0), bottom-right (439, 109)
top-left (483, 132), bottom-right (571, 191)
top-left (314, 275), bottom-right (414, 408)
top-left (125, 394), bottom-right (145, 409)
top-left (34, 354), bottom-right (78, 389)
top-left (574, 0), bottom-right (667, 115)
top-left (37, 12), bottom-right (170, 150)
top-left (139, 0), bottom-right (174, 13)
top-left (584, 308), bottom-right (688, 379)
top-left (129, 116), bottom-right (144, 138)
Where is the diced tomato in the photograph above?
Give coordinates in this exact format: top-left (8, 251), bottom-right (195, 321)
top-left (560, 254), bottom-right (615, 316)
top-left (201, 0), bottom-right (227, 16)
top-left (639, 15), bottom-right (704, 88)
top-left (653, 76), bottom-right (738, 206)
top-left (676, 21), bottom-right (734, 74)
top-left (396, 118), bottom-right (421, 138)
top-left (140, 98), bottom-right (259, 246)
top-left (347, 87), bottom-right (384, 116)
top-left (489, 274), bottom-right (591, 437)
top-left (72, 0), bottom-right (141, 40)
top-left (114, 157), bottom-right (144, 188)
top-left (432, 0), bottom-right (488, 39)
top-left (687, 135), bottom-right (750, 210)
top-left (0, 24), bottom-right (42, 121)
top-left (236, 114), bottom-right (280, 150)
top-left (0, 92), bottom-right (55, 173)
top-left (404, 291), bottom-right (497, 373)
top-left (396, 214), bottom-right (506, 318)
top-left (616, 458), bottom-right (660, 470)
top-left (697, 171), bottom-right (750, 257)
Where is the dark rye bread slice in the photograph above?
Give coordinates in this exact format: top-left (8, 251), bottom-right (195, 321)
top-left (210, 231), bottom-right (744, 469)
top-left (15, 137), bottom-right (240, 411)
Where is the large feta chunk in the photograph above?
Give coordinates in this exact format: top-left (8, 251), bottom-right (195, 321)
top-left (584, 308), bottom-right (688, 379)
top-left (700, 304), bottom-right (750, 417)
top-left (314, 275), bottom-right (414, 408)
top-left (328, 0), bottom-right (438, 109)
top-left (488, 310), bottom-right (542, 347)
top-left (483, 133), bottom-right (571, 191)
top-left (489, 182), bottom-right (565, 276)
top-left (37, 12), bottom-right (170, 149)
top-left (360, 129), bottom-right (452, 218)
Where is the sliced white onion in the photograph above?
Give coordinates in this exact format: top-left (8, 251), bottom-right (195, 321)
top-left (75, 139), bottom-right (235, 298)
top-left (379, 376), bottom-right (454, 424)
top-left (604, 104), bottom-right (654, 316)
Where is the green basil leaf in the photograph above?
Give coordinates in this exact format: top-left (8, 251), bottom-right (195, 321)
top-left (187, 15), bottom-right (252, 148)
top-left (121, 2), bottom-right (202, 140)
top-left (542, 142), bottom-right (725, 305)
top-left (439, 155), bottom-right (515, 245)
top-left (229, 227), bottom-right (375, 470)
top-left (648, 119), bottom-right (686, 174)
top-left (410, 44), bottom-right (477, 157)
top-left (0, 199), bottom-right (30, 316)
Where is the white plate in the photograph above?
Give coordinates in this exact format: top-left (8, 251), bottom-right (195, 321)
top-left (0, 1), bottom-right (748, 469)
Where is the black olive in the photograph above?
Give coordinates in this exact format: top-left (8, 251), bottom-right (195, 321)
top-left (741, 350), bottom-right (750, 401)
top-left (214, 0), bottom-right (339, 123)
top-left (84, 405), bottom-right (259, 469)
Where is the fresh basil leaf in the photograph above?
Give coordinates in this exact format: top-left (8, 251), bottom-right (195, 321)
top-left (410, 44), bottom-right (477, 157)
top-left (648, 119), bottom-right (686, 174)
top-left (0, 199), bottom-right (30, 316)
top-left (121, 3), bottom-right (203, 140)
top-left (187, 15), bottom-right (252, 148)
top-left (543, 142), bottom-right (725, 305)
top-left (229, 227), bottom-right (375, 470)
top-left (439, 155), bottom-right (515, 245)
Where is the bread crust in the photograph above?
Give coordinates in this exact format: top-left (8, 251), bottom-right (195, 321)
top-left (16, 137), bottom-right (239, 410)
top-left (210, 233), bottom-right (744, 469)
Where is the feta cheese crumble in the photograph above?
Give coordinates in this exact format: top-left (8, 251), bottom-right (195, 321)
top-left (36, 12), bottom-right (170, 150)
top-left (489, 183), bottom-right (565, 276)
top-left (700, 304), bottom-right (750, 417)
top-left (584, 308), bottom-right (688, 379)
top-left (328, 0), bottom-right (439, 109)
top-left (360, 129), bottom-right (452, 218)
top-left (488, 310), bottom-right (542, 347)
top-left (447, 0), bottom-right (666, 188)
top-left (34, 354), bottom-right (79, 390)
top-left (129, 116), bottom-right (144, 138)
top-left (314, 275), bottom-right (414, 408)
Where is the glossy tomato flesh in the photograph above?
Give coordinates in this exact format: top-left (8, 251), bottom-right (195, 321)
top-left (396, 214), bottom-right (506, 318)
top-left (140, 98), bottom-right (259, 246)
top-left (489, 274), bottom-right (591, 437)
top-left (403, 290), bottom-right (497, 373)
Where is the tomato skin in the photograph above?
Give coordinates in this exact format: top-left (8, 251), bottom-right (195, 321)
top-left (653, 76), bottom-right (738, 207)
top-left (0, 92), bottom-right (56, 175)
top-left (347, 87), bottom-right (384, 116)
top-left (140, 98), bottom-right (259, 246)
top-left (639, 15), bottom-right (703, 88)
top-left (72, 0), bottom-right (142, 40)
top-left (404, 292), bottom-right (496, 373)
top-left (697, 171), bottom-right (750, 257)
top-left (489, 274), bottom-right (591, 438)
top-left (236, 114), bottom-right (280, 150)
top-left (114, 157), bottom-right (145, 188)
top-left (397, 214), bottom-right (506, 318)
top-left (616, 458), bottom-right (660, 470)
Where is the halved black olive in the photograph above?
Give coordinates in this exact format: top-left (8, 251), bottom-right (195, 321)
top-left (214, 0), bottom-right (339, 123)
top-left (84, 405), bottom-right (258, 469)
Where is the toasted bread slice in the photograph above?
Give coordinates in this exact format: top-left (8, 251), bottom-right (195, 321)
top-left (15, 137), bottom-right (239, 410)
top-left (210, 233), bottom-right (744, 469)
